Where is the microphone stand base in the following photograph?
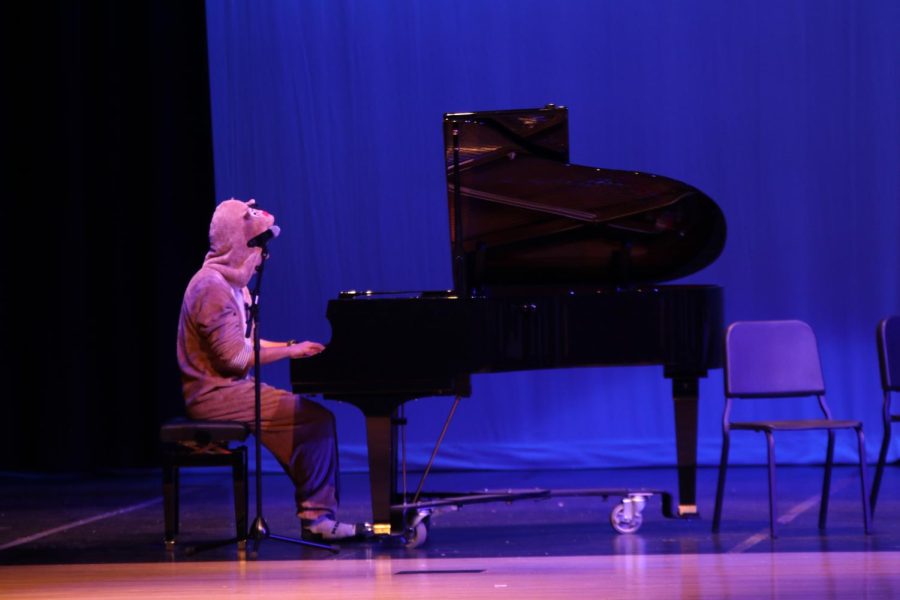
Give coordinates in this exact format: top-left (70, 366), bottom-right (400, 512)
top-left (247, 515), bottom-right (339, 555)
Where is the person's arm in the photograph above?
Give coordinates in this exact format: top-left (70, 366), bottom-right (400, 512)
top-left (197, 282), bottom-right (323, 374)
top-left (256, 339), bottom-right (325, 366)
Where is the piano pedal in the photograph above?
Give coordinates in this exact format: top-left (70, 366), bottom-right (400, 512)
top-left (368, 510), bottom-right (436, 548)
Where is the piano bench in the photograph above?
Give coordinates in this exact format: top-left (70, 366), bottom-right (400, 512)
top-left (160, 418), bottom-right (250, 548)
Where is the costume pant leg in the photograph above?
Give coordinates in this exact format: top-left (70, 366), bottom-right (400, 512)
top-left (186, 384), bottom-right (340, 519)
top-left (258, 387), bottom-right (340, 519)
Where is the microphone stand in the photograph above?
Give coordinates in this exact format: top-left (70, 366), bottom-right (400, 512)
top-left (244, 244), bottom-right (338, 556)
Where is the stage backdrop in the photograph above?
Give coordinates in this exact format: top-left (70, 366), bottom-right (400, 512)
top-left (204, 0), bottom-right (899, 472)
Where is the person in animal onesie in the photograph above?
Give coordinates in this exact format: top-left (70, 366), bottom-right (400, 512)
top-left (177, 198), bottom-right (366, 541)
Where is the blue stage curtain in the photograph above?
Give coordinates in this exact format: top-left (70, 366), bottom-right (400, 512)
top-left (205, 0), bottom-right (899, 471)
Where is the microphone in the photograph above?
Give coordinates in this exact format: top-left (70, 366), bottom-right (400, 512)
top-left (247, 225), bottom-right (281, 248)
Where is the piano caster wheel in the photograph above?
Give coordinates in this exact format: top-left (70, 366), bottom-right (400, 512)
top-left (403, 514), bottom-right (430, 548)
top-left (610, 495), bottom-right (646, 534)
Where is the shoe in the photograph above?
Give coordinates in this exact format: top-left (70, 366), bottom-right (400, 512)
top-left (301, 516), bottom-right (372, 542)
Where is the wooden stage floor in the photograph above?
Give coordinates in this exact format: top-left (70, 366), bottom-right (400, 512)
top-left (1, 465), bottom-right (899, 598)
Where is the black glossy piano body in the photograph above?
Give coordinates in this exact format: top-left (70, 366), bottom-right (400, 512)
top-left (291, 105), bottom-right (726, 535)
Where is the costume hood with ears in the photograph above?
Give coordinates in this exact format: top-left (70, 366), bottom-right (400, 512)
top-left (203, 198), bottom-right (276, 287)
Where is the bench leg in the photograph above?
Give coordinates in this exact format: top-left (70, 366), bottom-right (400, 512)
top-left (163, 462), bottom-right (179, 546)
top-left (233, 448), bottom-right (248, 542)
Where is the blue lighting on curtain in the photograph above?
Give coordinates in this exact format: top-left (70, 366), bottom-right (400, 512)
top-left (205, 0), bottom-right (899, 471)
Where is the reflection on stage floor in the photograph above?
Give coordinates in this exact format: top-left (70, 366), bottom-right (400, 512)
top-left (1, 466), bottom-right (898, 599)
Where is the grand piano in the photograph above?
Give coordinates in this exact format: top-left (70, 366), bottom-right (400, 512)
top-left (291, 104), bottom-right (726, 537)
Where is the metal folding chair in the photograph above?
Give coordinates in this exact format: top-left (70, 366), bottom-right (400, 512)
top-left (711, 319), bottom-right (869, 537)
top-left (871, 316), bottom-right (900, 517)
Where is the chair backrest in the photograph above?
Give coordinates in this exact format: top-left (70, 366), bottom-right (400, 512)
top-left (877, 316), bottom-right (900, 393)
top-left (724, 320), bottom-right (825, 398)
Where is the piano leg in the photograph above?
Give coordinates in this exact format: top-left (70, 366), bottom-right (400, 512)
top-left (672, 376), bottom-right (699, 517)
top-left (364, 411), bottom-right (403, 536)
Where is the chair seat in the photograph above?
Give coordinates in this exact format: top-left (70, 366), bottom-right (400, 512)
top-left (731, 419), bottom-right (861, 432)
top-left (160, 418), bottom-right (249, 444)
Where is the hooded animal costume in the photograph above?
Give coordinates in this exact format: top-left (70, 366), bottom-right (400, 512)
top-left (176, 199), bottom-right (339, 520)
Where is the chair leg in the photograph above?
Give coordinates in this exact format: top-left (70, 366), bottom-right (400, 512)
top-left (765, 432), bottom-right (777, 538)
top-left (712, 433), bottom-right (731, 533)
top-left (819, 430), bottom-right (836, 530)
top-left (856, 426), bottom-right (871, 534)
top-left (870, 402), bottom-right (892, 516)
top-left (163, 461), bottom-right (179, 546)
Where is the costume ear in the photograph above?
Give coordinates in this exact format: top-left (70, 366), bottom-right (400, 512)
top-left (244, 199), bottom-right (270, 220)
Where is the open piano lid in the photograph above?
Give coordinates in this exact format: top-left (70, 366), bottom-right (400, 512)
top-left (443, 105), bottom-right (726, 292)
